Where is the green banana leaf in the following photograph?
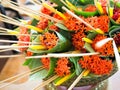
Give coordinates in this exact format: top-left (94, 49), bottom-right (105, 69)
top-left (24, 58), bottom-right (48, 80)
top-left (84, 31), bottom-right (98, 53)
top-left (28, 31), bottom-right (72, 54)
top-left (46, 58), bottom-right (57, 77)
top-left (109, 27), bottom-right (120, 37)
top-left (69, 57), bottom-right (82, 75)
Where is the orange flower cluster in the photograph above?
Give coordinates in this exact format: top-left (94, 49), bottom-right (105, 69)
top-left (64, 15), bottom-right (85, 32)
top-left (55, 57), bottom-right (71, 76)
top-left (72, 31), bottom-right (86, 51)
top-left (41, 57), bottom-right (50, 69)
top-left (18, 27), bottom-right (30, 52)
top-left (49, 24), bottom-right (58, 31)
top-left (79, 55), bottom-right (113, 75)
top-left (41, 7), bottom-right (53, 15)
top-left (84, 5), bottom-right (97, 12)
top-left (64, 14), bottom-right (109, 33)
top-left (36, 18), bottom-right (49, 30)
top-left (92, 35), bottom-right (114, 56)
top-left (53, 14), bottom-right (64, 20)
top-left (40, 32), bottom-right (58, 49)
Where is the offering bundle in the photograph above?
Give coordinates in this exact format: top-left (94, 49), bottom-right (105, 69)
top-left (0, 0), bottom-right (120, 90)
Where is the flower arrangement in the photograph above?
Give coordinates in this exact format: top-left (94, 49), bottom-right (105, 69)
top-left (0, 0), bottom-right (120, 90)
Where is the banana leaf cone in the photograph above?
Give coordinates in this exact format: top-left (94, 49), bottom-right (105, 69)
top-left (28, 31), bottom-right (72, 54)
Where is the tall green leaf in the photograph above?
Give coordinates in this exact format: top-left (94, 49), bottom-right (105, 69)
top-left (69, 57), bottom-right (82, 75)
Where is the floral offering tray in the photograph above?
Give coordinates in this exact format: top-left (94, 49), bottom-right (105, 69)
top-left (0, 0), bottom-right (120, 90)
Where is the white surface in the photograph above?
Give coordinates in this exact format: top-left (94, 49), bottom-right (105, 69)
top-left (0, 80), bottom-right (45, 90)
top-left (108, 71), bottom-right (120, 90)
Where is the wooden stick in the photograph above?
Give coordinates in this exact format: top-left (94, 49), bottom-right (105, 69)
top-left (26, 52), bottom-right (99, 59)
top-left (0, 40), bottom-right (40, 44)
top-left (0, 27), bottom-right (13, 31)
top-left (0, 66), bottom-right (43, 84)
top-left (96, 38), bottom-right (113, 48)
top-left (62, 6), bottom-right (95, 30)
top-left (0, 33), bottom-right (38, 36)
top-left (0, 54), bottom-right (23, 58)
top-left (0, 49), bottom-right (14, 52)
top-left (0, 52), bottom-right (99, 58)
top-left (67, 70), bottom-right (87, 90)
top-left (33, 75), bottom-right (59, 90)
top-left (0, 13), bottom-right (20, 24)
top-left (32, 0), bottom-right (42, 5)
top-left (0, 45), bottom-right (31, 49)
top-left (0, 17), bottom-right (23, 27)
top-left (113, 40), bottom-right (120, 70)
top-left (0, 31), bottom-right (6, 33)
top-left (0, 14), bottom-right (42, 32)
top-left (0, 67), bottom-right (44, 88)
top-left (2, 0), bottom-right (62, 23)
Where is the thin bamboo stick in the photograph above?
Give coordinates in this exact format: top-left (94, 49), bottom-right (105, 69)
top-left (1, 0), bottom-right (62, 23)
top-left (0, 67), bottom-right (44, 88)
top-left (0, 54), bottom-right (23, 58)
top-left (0, 66), bottom-right (43, 84)
top-left (0, 17), bottom-right (23, 27)
top-left (0, 49), bottom-right (14, 53)
top-left (0, 40), bottom-right (40, 44)
top-left (26, 52), bottom-right (99, 59)
top-left (62, 6), bottom-right (95, 30)
top-left (0, 31), bottom-right (6, 33)
top-left (67, 70), bottom-right (87, 90)
top-left (0, 52), bottom-right (99, 58)
top-left (0, 33), bottom-right (38, 36)
top-left (33, 75), bottom-right (59, 90)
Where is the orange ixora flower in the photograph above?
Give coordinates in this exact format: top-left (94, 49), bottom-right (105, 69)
top-left (92, 35), bottom-right (114, 56)
top-left (72, 31), bottom-right (86, 52)
top-left (64, 16), bottom-right (85, 32)
top-left (40, 32), bottom-right (58, 49)
top-left (41, 57), bottom-right (50, 69)
top-left (84, 5), bottom-right (97, 12)
top-left (85, 15), bottom-right (109, 32)
top-left (41, 7), bottom-right (53, 15)
top-left (79, 55), bottom-right (113, 75)
top-left (18, 27), bottom-right (30, 52)
top-left (36, 18), bottom-right (49, 30)
top-left (55, 57), bottom-right (71, 76)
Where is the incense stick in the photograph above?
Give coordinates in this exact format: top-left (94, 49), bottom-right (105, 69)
top-left (34, 75), bottom-right (59, 90)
